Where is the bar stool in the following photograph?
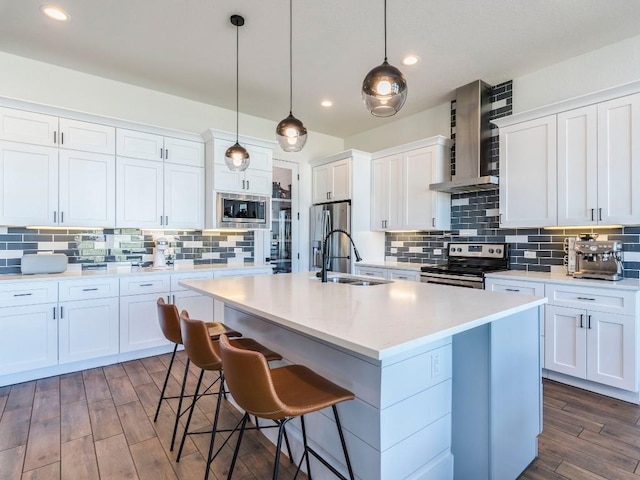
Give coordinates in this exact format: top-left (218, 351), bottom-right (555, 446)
top-left (154, 297), bottom-right (242, 451)
top-left (178, 314), bottom-right (287, 480)
top-left (218, 334), bottom-right (356, 480)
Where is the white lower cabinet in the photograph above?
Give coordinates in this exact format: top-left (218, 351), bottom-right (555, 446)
top-left (170, 271), bottom-right (214, 321)
top-left (545, 304), bottom-right (636, 391)
top-left (59, 297), bottom-right (119, 364)
top-left (354, 265), bottom-right (420, 281)
top-left (119, 275), bottom-right (171, 353)
top-left (0, 303), bottom-right (58, 376)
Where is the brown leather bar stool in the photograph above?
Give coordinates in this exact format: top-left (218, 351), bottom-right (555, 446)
top-left (178, 313), bottom-right (287, 480)
top-left (154, 297), bottom-right (241, 451)
top-left (219, 334), bottom-right (356, 480)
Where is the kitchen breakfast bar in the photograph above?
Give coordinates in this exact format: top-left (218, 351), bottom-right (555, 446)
top-left (180, 272), bottom-right (547, 480)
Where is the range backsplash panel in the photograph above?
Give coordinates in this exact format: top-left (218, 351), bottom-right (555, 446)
top-left (385, 80), bottom-right (640, 279)
top-left (0, 228), bottom-right (255, 275)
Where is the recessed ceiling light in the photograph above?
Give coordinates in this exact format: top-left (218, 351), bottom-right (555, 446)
top-left (402, 55), bottom-right (419, 66)
top-left (40, 5), bottom-right (70, 21)
top-left (321, 100), bottom-right (333, 108)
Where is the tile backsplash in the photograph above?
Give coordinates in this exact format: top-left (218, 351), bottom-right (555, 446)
top-left (0, 227), bottom-right (255, 275)
top-left (384, 80), bottom-right (640, 279)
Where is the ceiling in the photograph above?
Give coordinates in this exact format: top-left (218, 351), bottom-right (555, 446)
top-left (1, 1), bottom-right (640, 139)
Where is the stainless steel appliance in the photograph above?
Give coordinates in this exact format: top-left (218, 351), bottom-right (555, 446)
top-left (216, 192), bottom-right (269, 229)
top-left (420, 242), bottom-right (509, 288)
top-left (310, 201), bottom-right (352, 274)
top-left (574, 240), bottom-right (623, 281)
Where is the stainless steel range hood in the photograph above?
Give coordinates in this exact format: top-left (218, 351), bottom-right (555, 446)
top-left (429, 80), bottom-right (499, 193)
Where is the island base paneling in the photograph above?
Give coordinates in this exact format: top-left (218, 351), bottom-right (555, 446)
top-left (220, 304), bottom-right (540, 480)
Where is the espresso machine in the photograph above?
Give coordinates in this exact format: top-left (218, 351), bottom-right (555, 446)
top-left (573, 239), bottom-right (623, 281)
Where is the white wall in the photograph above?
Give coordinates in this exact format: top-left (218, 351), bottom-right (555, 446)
top-left (513, 34), bottom-right (640, 114)
top-left (344, 102), bottom-right (451, 152)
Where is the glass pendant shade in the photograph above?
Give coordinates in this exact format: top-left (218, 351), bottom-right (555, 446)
top-left (276, 113), bottom-right (307, 152)
top-left (362, 60), bottom-right (408, 117)
top-left (224, 142), bottom-right (250, 171)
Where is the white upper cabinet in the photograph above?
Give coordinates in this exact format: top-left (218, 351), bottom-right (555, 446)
top-left (496, 85), bottom-right (640, 228)
top-left (371, 137), bottom-right (451, 231)
top-left (557, 105), bottom-right (598, 225)
top-left (210, 137), bottom-right (272, 195)
top-left (116, 128), bottom-right (204, 229)
top-left (312, 158), bottom-right (351, 203)
top-left (597, 93), bottom-right (640, 225)
top-left (0, 141), bottom-right (58, 226)
top-left (0, 107), bottom-right (116, 227)
top-left (499, 116), bottom-right (557, 228)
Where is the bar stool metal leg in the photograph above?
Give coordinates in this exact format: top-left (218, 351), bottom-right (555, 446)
top-left (204, 373), bottom-right (226, 480)
top-left (296, 416), bottom-right (312, 480)
top-left (176, 369), bottom-right (204, 462)
top-left (170, 357), bottom-right (190, 451)
top-left (154, 343), bottom-right (178, 422)
top-left (227, 413), bottom-right (249, 480)
top-left (333, 405), bottom-right (355, 480)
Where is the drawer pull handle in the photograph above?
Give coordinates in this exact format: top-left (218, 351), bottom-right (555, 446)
top-left (140, 283), bottom-right (154, 287)
top-left (82, 288), bottom-right (98, 292)
top-left (13, 293), bottom-right (33, 297)
top-left (397, 276), bottom-right (407, 279)
top-left (505, 288), bottom-right (520, 292)
top-left (577, 297), bottom-right (596, 301)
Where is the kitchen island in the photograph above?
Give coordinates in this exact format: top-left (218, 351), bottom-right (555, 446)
top-left (180, 272), bottom-right (547, 480)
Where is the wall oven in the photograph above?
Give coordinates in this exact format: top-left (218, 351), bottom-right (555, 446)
top-left (216, 192), bottom-right (269, 229)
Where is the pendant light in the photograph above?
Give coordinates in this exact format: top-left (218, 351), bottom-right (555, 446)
top-left (361, 0), bottom-right (407, 117)
top-left (275, 0), bottom-right (307, 152)
top-left (225, 14), bottom-right (250, 172)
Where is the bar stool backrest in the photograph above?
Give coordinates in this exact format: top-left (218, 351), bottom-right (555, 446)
top-left (157, 297), bottom-right (182, 345)
top-left (179, 314), bottom-right (223, 371)
top-left (219, 334), bottom-right (287, 420)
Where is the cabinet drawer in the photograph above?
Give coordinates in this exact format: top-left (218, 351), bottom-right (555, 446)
top-left (170, 272), bottom-right (213, 291)
top-left (546, 284), bottom-right (636, 315)
top-left (387, 269), bottom-right (420, 282)
top-left (120, 275), bottom-right (170, 296)
top-left (0, 281), bottom-right (58, 307)
top-left (59, 278), bottom-right (119, 301)
top-left (354, 267), bottom-right (387, 279)
top-left (485, 278), bottom-right (545, 297)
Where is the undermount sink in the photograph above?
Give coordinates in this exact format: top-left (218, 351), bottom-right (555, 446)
top-left (311, 275), bottom-right (392, 286)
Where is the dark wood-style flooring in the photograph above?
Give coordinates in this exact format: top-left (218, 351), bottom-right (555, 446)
top-left (2, 353), bottom-right (640, 479)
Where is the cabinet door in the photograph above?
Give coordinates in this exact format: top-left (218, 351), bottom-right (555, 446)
top-left (586, 312), bottom-right (636, 390)
top-left (120, 292), bottom-right (171, 352)
top-left (59, 297), bottom-right (119, 364)
top-left (0, 140), bottom-right (58, 226)
top-left (499, 116), bottom-right (557, 227)
top-left (116, 128), bottom-right (164, 161)
top-left (163, 137), bottom-right (204, 167)
top-left (312, 164), bottom-right (330, 203)
top-left (0, 303), bottom-right (58, 375)
top-left (116, 157), bottom-right (163, 228)
top-left (164, 163), bottom-right (204, 229)
top-left (370, 158), bottom-right (387, 230)
top-left (58, 118), bottom-right (115, 155)
top-left (0, 107), bottom-right (57, 147)
top-left (557, 106), bottom-right (598, 226)
top-left (172, 291), bottom-right (214, 322)
top-left (243, 169), bottom-right (271, 196)
top-left (544, 305), bottom-right (586, 378)
top-left (329, 158), bottom-right (351, 202)
top-left (597, 93), bottom-right (640, 225)
top-left (59, 150), bottom-right (115, 227)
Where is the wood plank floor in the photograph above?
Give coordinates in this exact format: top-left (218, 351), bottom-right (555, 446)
top-left (3, 355), bottom-right (640, 480)
top-left (0, 351), bottom-right (308, 480)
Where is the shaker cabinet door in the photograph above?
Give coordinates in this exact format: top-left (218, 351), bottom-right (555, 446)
top-left (116, 157), bottom-right (163, 228)
top-left (544, 305), bottom-right (586, 378)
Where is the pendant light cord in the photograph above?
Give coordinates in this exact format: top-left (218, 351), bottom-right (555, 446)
top-left (289, 0), bottom-right (293, 115)
top-left (235, 20), bottom-right (240, 143)
top-left (383, 0), bottom-right (388, 62)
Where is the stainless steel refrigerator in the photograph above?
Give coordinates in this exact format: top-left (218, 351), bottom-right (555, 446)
top-left (310, 200), bottom-right (352, 274)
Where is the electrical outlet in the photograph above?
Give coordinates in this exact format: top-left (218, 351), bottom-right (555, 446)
top-left (524, 251), bottom-right (537, 259)
top-left (433, 248), bottom-right (442, 255)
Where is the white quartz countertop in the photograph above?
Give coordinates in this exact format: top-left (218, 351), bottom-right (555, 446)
top-left (0, 263), bottom-right (273, 284)
top-left (180, 271), bottom-right (546, 361)
top-left (486, 270), bottom-right (640, 291)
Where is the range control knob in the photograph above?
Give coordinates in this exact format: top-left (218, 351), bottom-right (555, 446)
top-left (496, 248), bottom-right (502, 254)
top-left (456, 248), bottom-right (462, 252)
top-left (488, 248), bottom-right (494, 254)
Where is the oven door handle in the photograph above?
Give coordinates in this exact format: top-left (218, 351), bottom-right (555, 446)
top-left (420, 276), bottom-right (482, 289)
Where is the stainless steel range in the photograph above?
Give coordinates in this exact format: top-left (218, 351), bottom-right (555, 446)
top-left (420, 243), bottom-right (509, 289)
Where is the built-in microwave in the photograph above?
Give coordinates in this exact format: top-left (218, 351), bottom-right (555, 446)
top-left (216, 192), bottom-right (270, 229)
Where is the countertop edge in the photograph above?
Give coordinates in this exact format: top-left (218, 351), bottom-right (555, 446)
top-left (486, 270), bottom-right (640, 291)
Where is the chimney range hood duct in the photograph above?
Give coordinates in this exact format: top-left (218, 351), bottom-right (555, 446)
top-left (429, 80), bottom-right (499, 193)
